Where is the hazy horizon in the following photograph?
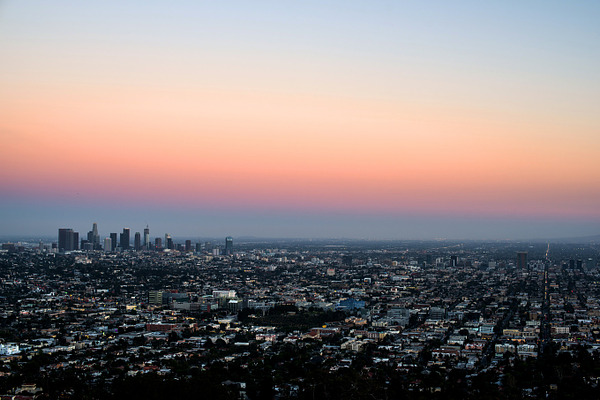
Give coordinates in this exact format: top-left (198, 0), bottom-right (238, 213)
top-left (1, 204), bottom-right (598, 242)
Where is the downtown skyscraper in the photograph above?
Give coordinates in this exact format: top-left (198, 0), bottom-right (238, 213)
top-left (87, 222), bottom-right (100, 250)
top-left (58, 228), bottom-right (78, 252)
top-left (144, 226), bottom-right (150, 249)
top-left (120, 228), bottom-right (130, 250)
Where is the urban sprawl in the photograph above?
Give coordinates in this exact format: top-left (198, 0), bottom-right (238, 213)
top-left (1, 225), bottom-right (600, 399)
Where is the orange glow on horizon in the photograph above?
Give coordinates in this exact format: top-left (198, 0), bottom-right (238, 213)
top-left (2, 76), bottom-right (599, 221)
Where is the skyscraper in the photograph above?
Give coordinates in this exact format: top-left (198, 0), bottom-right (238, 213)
top-left (225, 236), bottom-right (233, 255)
top-left (134, 232), bottom-right (141, 251)
top-left (110, 233), bottom-right (118, 251)
top-left (58, 228), bottom-right (77, 252)
top-left (517, 252), bottom-right (528, 270)
top-left (120, 228), bottom-right (130, 250)
top-left (104, 237), bottom-right (112, 253)
top-left (143, 225), bottom-right (150, 249)
top-left (87, 222), bottom-right (100, 250)
top-left (58, 228), bottom-right (69, 251)
top-left (450, 255), bottom-right (458, 267)
top-left (165, 233), bottom-right (173, 250)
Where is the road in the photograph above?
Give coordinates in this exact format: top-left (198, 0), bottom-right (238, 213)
top-left (540, 243), bottom-right (552, 354)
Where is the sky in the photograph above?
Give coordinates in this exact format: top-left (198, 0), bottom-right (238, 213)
top-left (1, 1), bottom-right (599, 240)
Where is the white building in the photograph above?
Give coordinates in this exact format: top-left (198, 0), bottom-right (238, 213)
top-left (0, 343), bottom-right (20, 355)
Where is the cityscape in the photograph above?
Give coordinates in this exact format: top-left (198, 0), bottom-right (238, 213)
top-left (54, 224), bottom-right (235, 256)
top-left (2, 1), bottom-right (600, 399)
top-left (1, 227), bottom-right (600, 398)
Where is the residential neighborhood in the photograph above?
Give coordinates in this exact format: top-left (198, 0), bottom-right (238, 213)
top-left (1, 239), bottom-right (599, 399)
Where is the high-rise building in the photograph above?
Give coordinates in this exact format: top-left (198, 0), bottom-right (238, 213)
top-left (58, 228), bottom-right (69, 251)
top-left (517, 252), bottom-right (528, 270)
top-left (120, 228), bottom-right (130, 250)
top-left (155, 237), bottom-right (162, 250)
top-left (110, 233), bottom-right (118, 251)
top-left (87, 222), bottom-right (100, 250)
top-left (58, 228), bottom-right (78, 252)
top-left (104, 237), bottom-right (112, 252)
top-left (185, 240), bottom-right (192, 252)
top-left (143, 226), bottom-right (150, 248)
top-left (225, 236), bottom-right (233, 255)
top-left (450, 255), bottom-right (458, 267)
top-left (134, 232), bottom-right (141, 251)
top-left (165, 233), bottom-right (173, 250)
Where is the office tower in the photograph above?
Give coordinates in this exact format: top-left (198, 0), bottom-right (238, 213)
top-left (104, 237), bottom-right (112, 252)
top-left (195, 242), bottom-right (202, 253)
top-left (517, 252), bottom-right (528, 270)
top-left (148, 290), bottom-right (164, 305)
top-left (134, 232), bottom-right (141, 251)
top-left (450, 255), bottom-right (458, 267)
top-left (185, 240), bottom-right (192, 252)
top-left (165, 233), bottom-right (173, 250)
top-left (92, 223), bottom-right (99, 238)
top-left (110, 233), bottom-right (118, 251)
top-left (120, 228), bottom-right (130, 250)
top-left (87, 222), bottom-right (100, 249)
top-left (144, 226), bottom-right (150, 248)
top-left (155, 237), bottom-right (162, 250)
top-left (225, 236), bottom-right (233, 255)
top-left (58, 228), bottom-right (77, 252)
top-left (57, 229), bottom-right (68, 251)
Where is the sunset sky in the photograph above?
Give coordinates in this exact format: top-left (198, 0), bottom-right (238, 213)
top-left (1, 1), bottom-right (599, 240)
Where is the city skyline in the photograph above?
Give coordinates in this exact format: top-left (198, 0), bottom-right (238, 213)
top-left (1, 1), bottom-right (599, 239)
top-left (50, 223), bottom-right (236, 253)
top-left (1, 217), bottom-right (598, 244)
